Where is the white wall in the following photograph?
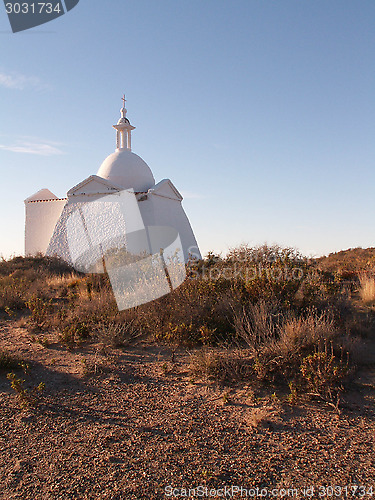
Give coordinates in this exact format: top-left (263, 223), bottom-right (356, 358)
top-left (25, 200), bottom-right (67, 256)
top-left (140, 193), bottom-right (201, 262)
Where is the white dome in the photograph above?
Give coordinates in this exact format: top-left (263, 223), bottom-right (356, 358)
top-left (97, 149), bottom-right (155, 192)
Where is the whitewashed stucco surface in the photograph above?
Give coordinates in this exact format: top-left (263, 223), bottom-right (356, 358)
top-left (25, 199), bottom-right (67, 256)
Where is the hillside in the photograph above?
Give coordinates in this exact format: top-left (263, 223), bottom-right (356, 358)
top-left (316, 247), bottom-right (375, 274)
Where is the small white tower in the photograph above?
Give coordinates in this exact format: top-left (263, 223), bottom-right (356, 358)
top-left (113, 95), bottom-right (135, 151)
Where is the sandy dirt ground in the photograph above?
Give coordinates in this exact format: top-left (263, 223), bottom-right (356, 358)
top-left (0, 319), bottom-right (374, 500)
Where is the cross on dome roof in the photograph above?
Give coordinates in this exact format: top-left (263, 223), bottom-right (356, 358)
top-left (113, 95), bottom-right (135, 151)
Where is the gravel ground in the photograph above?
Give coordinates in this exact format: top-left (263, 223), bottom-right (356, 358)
top-left (0, 320), bottom-right (374, 500)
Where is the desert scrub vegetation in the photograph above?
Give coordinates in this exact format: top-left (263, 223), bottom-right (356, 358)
top-left (94, 320), bottom-right (142, 347)
top-left (0, 245), bottom-right (374, 402)
top-left (190, 348), bottom-right (253, 384)
top-left (299, 342), bottom-right (350, 401)
top-left (187, 245), bottom-right (374, 402)
top-left (359, 273), bottom-right (375, 305)
top-left (7, 372), bottom-right (45, 410)
top-left (190, 305), bottom-right (351, 402)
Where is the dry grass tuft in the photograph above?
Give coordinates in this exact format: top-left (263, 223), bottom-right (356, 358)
top-left (189, 348), bottom-right (252, 384)
top-left (94, 320), bottom-right (142, 348)
top-left (235, 301), bottom-right (338, 360)
top-left (268, 309), bottom-right (338, 360)
top-left (245, 406), bottom-right (274, 430)
top-left (359, 274), bottom-right (375, 305)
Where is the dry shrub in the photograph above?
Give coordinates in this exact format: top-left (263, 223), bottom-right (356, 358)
top-left (0, 256), bottom-right (79, 313)
top-left (236, 301), bottom-right (337, 355)
top-left (59, 320), bottom-right (90, 347)
top-left (220, 244), bottom-right (309, 305)
top-left (233, 300), bottom-right (344, 387)
top-left (244, 406), bottom-right (278, 430)
top-left (26, 296), bottom-right (54, 328)
top-left (268, 309), bottom-right (337, 361)
top-left (359, 274), bottom-right (375, 305)
top-left (0, 278), bottom-right (25, 310)
top-left (44, 272), bottom-right (83, 294)
top-left (225, 243), bottom-right (305, 268)
top-left (94, 320), bottom-right (141, 347)
top-left (189, 348), bottom-right (252, 384)
top-left (0, 255), bottom-right (73, 278)
top-left (191, 308), bottom-right (350, 403)
top-left (7, 372), bottom-right (45, 410)
top-left (234, 300), bottom-right (280, 350)
top-left (129, 277), bottom-right (235, 345)
top-left (54, 283), bottom-right (118, 347)
top-left (22, 272), bottom-right (118, 343)
top-left (300, 342), bottom-right (350, 400)
top-left (80, 356), bottom-right (115, 377)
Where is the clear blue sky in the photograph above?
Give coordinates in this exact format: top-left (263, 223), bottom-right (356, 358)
top-left (1, 0), bottom-right (374, 259)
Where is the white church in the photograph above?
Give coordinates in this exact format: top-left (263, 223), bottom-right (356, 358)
top-left (24, 98), bottom-right (201, 275)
